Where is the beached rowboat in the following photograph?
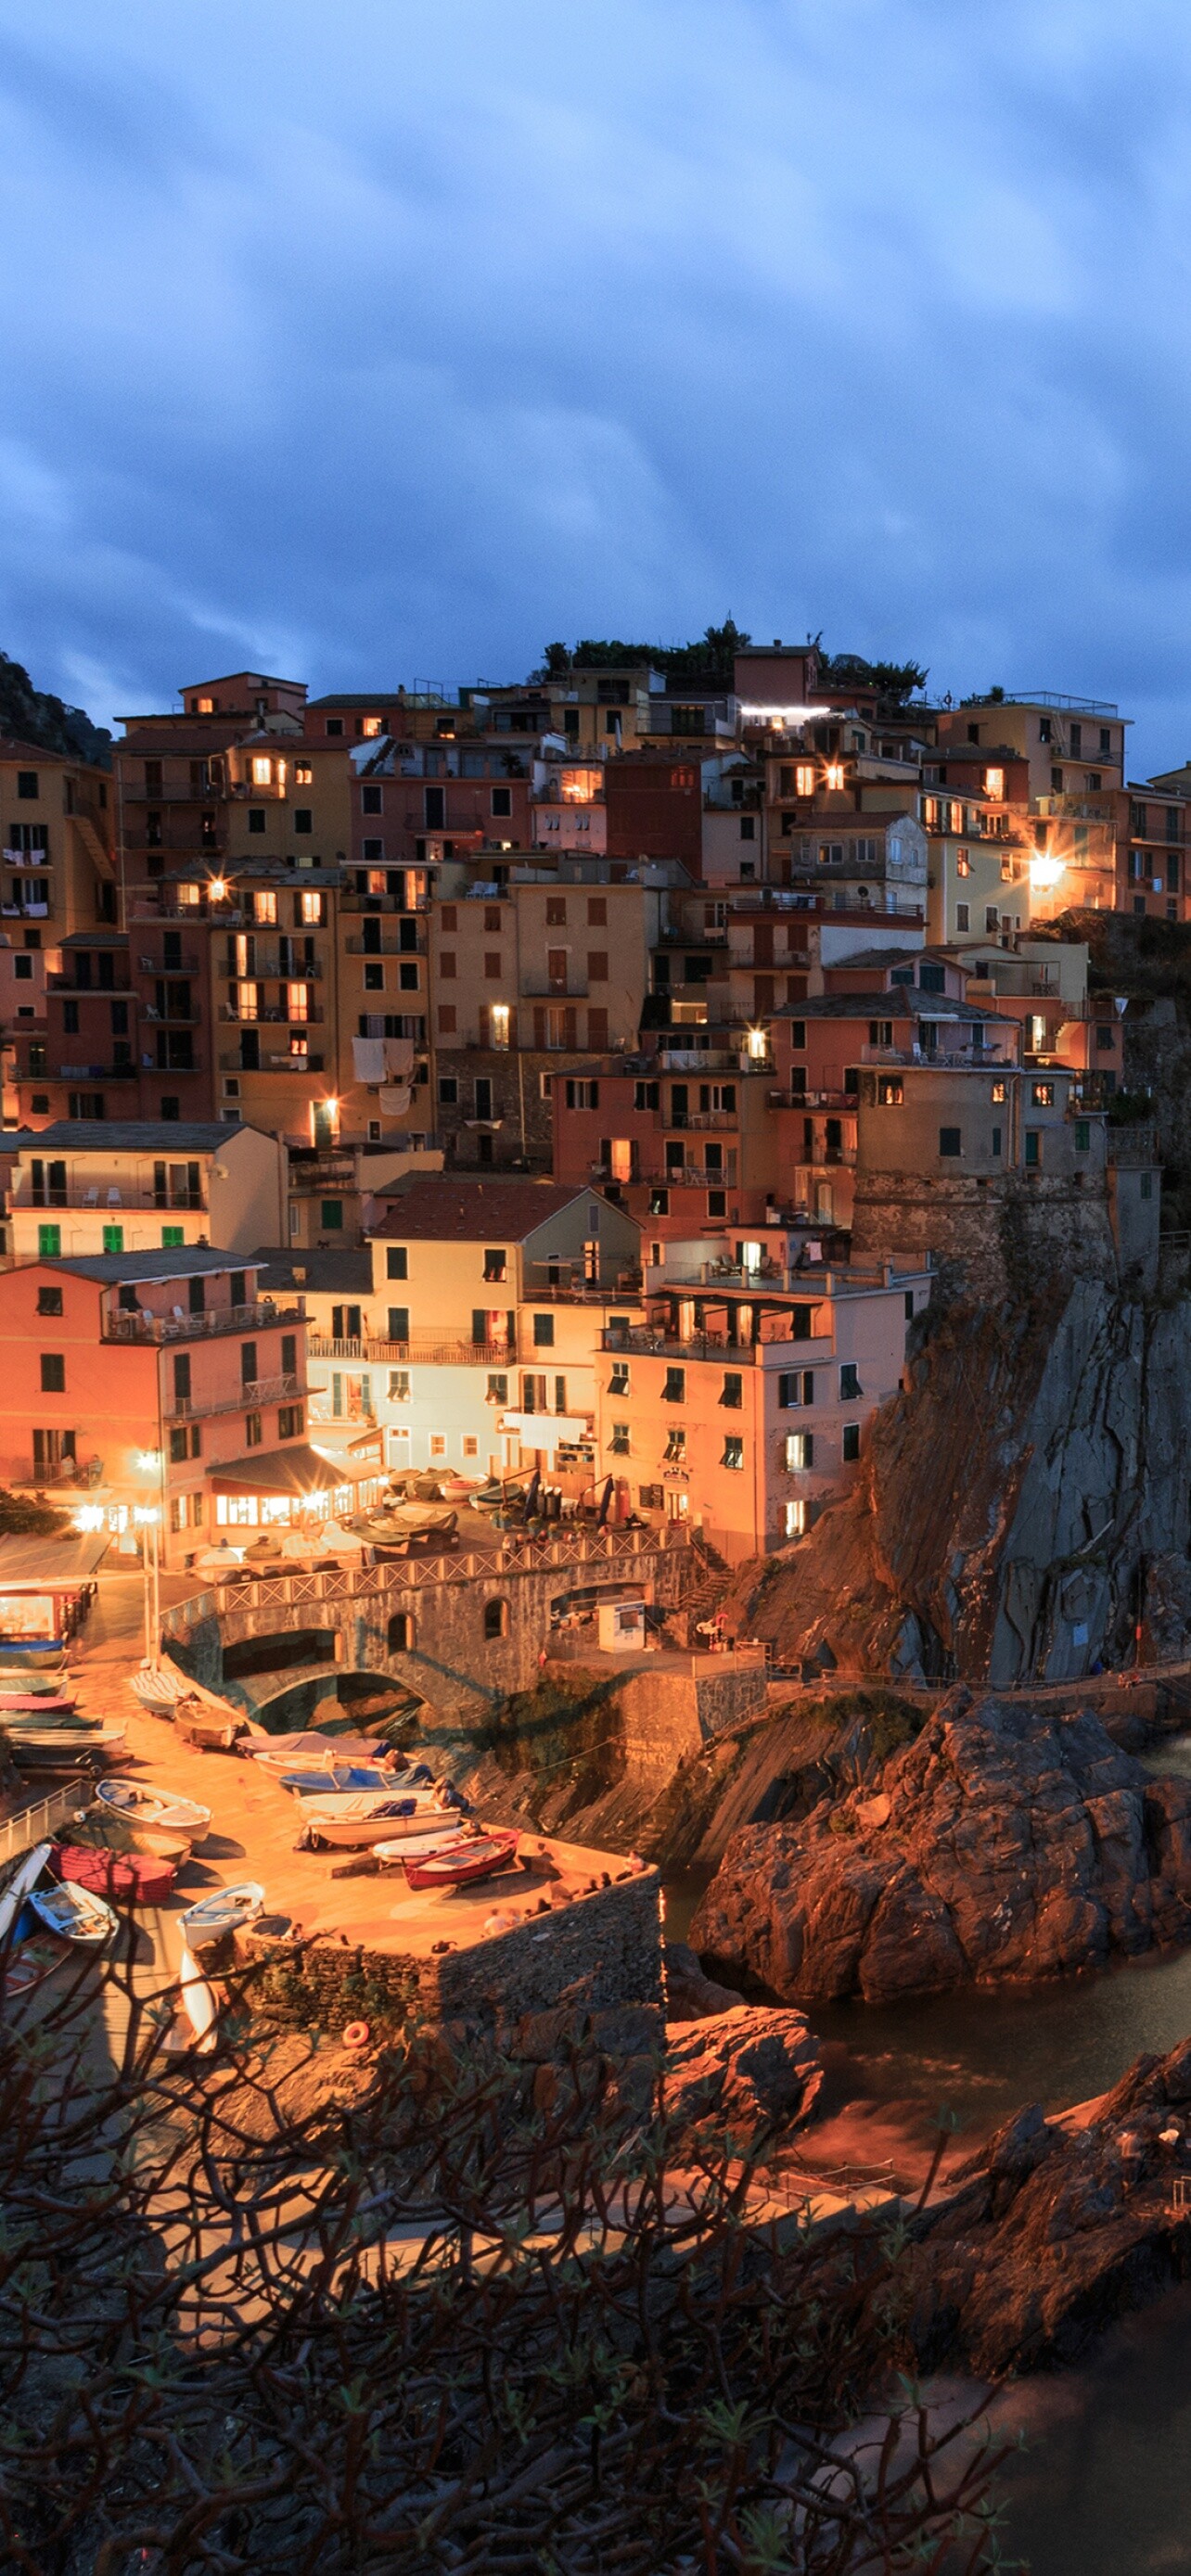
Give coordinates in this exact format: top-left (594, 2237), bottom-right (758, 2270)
top-left (0, 1843), bottom-right (52, 1942)
top-left (96, 1780), bottom-right (211, 1836)
top-left (29, 1879), bottom-right (117, 1945)
top-left (373, 1824), bottom-right (472, 1864)
top-left (297, 1790), bottom-right (465, 1851)
top-left (180, 1882), bottom-right (264, 1946)
top-left (403, 1832), bottom-right (519, 1892)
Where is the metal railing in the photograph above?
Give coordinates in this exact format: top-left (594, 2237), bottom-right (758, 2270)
top-left (105, 1299), bottom-right (303, 1345)
top-left (308, 1333), bottom-right (512, 1366)
top-left (0, 1779), bottom-right (91, 1866)
top-left (18, 1187), bottom-right (207, 1213)
top-left (165, 1371), bottom-right (302, 1422)
top-left (161, 1521), bottom-right (698, 1636)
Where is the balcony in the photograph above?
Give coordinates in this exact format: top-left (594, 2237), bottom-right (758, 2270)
top-left (308, 1333), bottom-right (514, 1367)
top-left (218, 1002), bottom-right (326, 1024)
top-left (165, 1372), bottom-right (303, 1422)
top-left (19, 1186), bottom-right (207, 1214)
top-left (665, 1155), bottom-right (738, 1186)
top-left (57, 1062), bottom-right (140, 1082)
top-left (218, 1051), bottom-right (325, 1074)
top-left (522, 976), bottom-right (590, 1000)
top-left (601, 1324), bottom-right (762, 1363)
top-left (104, 1299), bottom-right (303, 1345)
top-left (220, 950), bottom-right (325, 978)
top-left (344, 933), bottom-right (426, 956)
top-left (665, 1109), bottom-right (738, 1131)
top-left (136, 950), bottom-right (200, 976)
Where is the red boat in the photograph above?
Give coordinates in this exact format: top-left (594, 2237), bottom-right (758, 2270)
top-left (403, 1830), bottom-right (519, 1891)
top-left (55, 1843), bottom-right (176, 1906)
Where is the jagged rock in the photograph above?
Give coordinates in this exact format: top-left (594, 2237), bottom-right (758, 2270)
top-left (662, 1939), bottom-right (742, 2021)
top-left (691, 1690), bottom-right (1191, 2003)
top-left (662, 2007), bottom-right (822, 2135)
top-left (905, 2036), bottom-right (1191, 2372)
top-left (718, 1280), bottom-right (1191, 1688)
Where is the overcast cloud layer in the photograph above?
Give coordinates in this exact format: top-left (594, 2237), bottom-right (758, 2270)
top-left (5, 0), bottom-right (1191, 771)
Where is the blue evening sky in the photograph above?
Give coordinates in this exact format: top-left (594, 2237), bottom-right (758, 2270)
top-left (4, 0), bottom-right (1191, 773)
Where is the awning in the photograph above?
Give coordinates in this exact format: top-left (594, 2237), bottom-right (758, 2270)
top-left (208, 1443), bottom-right (375, 1498)
top-left (499, 1412), bottom-right (592, 1450)
top-left (0, 1532), bottom-right (110, 1588)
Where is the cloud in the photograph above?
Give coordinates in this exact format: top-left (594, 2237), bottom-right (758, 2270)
top-left (2, 0), bottom-right (1191, 765)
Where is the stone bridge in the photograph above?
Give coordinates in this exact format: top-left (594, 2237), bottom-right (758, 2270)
top-left (160, 1526), bottom-right (698, 1751)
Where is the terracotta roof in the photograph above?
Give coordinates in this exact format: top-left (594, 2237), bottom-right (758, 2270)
top-left (369, 1177), bottom-right (605, 1242)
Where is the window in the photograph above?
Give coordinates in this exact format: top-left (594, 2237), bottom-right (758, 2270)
top-left (608, 1423), bottom-right (631, 1454)
top-left (387, 1307), bottom-right (410, 1342)
top-left (868, 1020), bottom-right (893, 1049)
top-left (663, 1427), bottom-right (686, 1461)
top-left (608, 1360), bottom-right (630, 1395)
top-left (362, 784), bottom-right (383, 816)
top-left (37, 1224), bottom-right (61, 1256)
top-left (17, 771), bottom-right (37, 799)
top-left (33, 1430), bottom-right (75, 1470)
top-left (102, 1225), bottom-right (123, 1254)
top-left (839, 1361), bottom-right (860, 1399)
top-left (386, 1245), bottom-right (408, 1280)
top-left (661, 1367), bottom-right (685, 1404)
top-left (776, 1370), bottom-right (814, 1407)
top-left (1074, 1120), bottom-right (1091, 1151)
top-left (877, 1078), bottom-right (903, 1106)
top-left (722, 1435), bottom-right (744, 1471)
top-left (1142, 1170), bottom-right (1154, 1200)
top-left (277, 1404), bottom-right (304, 1438)
top-left (546, 897), bottom-right (567, 925)
top-left (955, 903), bottom-right (970, 932)
top-left (1031, 1081), bottom-right (1055, 1107)
top-left (41, 1353), bottom-right (65, 1392)
top-left (785, 1432), bottom-right (813, 1471)
top-left (842, 1422), bottom-right (861, 1462)
top-left (389, 1370), bottom-right (411, 1403)
top-left (1024, 1130), bottom-right (1041, 1168)
top-left (483, 1249), bottom-right (506, 1282)
top-left (486, 1372), bottom-right (507, 1404)
top-left (365, 963), bottom-right (384, 990)
top-left (321, 1200), bottom-right (343, 1230)
top-left (564, 1078), bottom-right (599, 1109)
top-left (438, 1074), bottom-right (458, 1105)
top-left (532, 1313), bottom-right (555, 1347)
top-left (587, 896), bottom-right (608, 925)
top-left (247, 807), bottom-right (265, 834)
top-left (720, 1371), bottom-right (743, 1409)
top-left (939, 1128), bottom-right (962, 1157)
top-left (992, 1126), bottom-right (1002, 1156)
top-left (708, 1191), bottom-right (726, 1218)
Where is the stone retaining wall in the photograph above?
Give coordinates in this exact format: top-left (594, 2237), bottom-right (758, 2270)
top-left (233, 1868), bottom-right (663, 2039)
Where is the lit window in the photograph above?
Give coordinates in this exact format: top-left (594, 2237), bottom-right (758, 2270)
top-left (251, 756), bottom-right (272, 786)
top-left (176, 883), bottom-right (200, 909)
top-left (301, 891), bottom-right (324, 925)
top-left (784, 1498), bottom-right (808, 1538)
top-left (254, 889), bottom-right (277, 925)
top-left (985, 767), bottom-right (1005, 797)
top-left (362, 716), bottom-right (383, 737)
top-left (955, 849), bottom-right (970, 877)
top-left (1031, 1080), bottom-right (1055, 1107)
top-left (295, 763), bottom-right (313, 785)
top-left (197, 696), bottom-right (213, 714)
top-left (490, 1002), bottom-right (510, 1048)
top-left (794, 763), bottom-right (814, 797)
top-left (992, 1078), bottom-right (1007, 1103)
top-left (721, 1435), bottom-right (744, 1470)
top-left (785, 1432), bottom-right (813, 1471)
top-left (287, 983), bottom-right (310, 1023)
top-left (825, 762), bottom-right (845, 790)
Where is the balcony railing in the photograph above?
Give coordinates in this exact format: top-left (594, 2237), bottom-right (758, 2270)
top-left (136, 950), bottom-right (200, 976)
top-left (104, 1299), bottom-right (303, 1345)
top-left (344, 933), bottom-right (427, 956)
top-left (1107, 1124), bottom-right (1159, 1167)
top-left (19, 1186), bottom-right (206, 1213)
top-left (522, 976), bottom-right (590, 999)
top-left (165, 1371), bottom-right (303, 1422)
top-left (308, 1333), bottom-right (514, 1367)
top-left (218, 1051), bottom-right (325, 1074)
top-left (218, 1002), bottom-right (326, 1024)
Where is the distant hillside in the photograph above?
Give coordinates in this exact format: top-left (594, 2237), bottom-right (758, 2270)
top-left (0, 652), bottom-right (112, 769)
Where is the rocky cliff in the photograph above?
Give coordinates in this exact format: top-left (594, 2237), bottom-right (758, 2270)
top-left (691, 1692), bottom-right (1191, 2004)
top-left (721, 1276), bottom-right (1191, 1688)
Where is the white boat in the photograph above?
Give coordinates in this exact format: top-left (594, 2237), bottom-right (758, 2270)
top-left (373, 1823), bottom-right (472, 1863)
top-left (96, 1780), bottom-right (211, 1836)
top-left (10, 1728), bottom-right (128, 1766)
top-left (297, 1788), bottom-right (463, 1850)
top-left (29, 1878), bottom-right (117, 1946)
top-left (179, 1881), bottom-right (264, 1946)
top-left (178, 1945), bottom-right (219, 2051)
top-left (4, 1715), bottom-right (124, 1742)
top-left (250, 1731), bottom-right (402, 1777)
top-left (130, 1664), bottom-right (190, 1711)
top-left (0, 1841), bottom-right (52, 1941)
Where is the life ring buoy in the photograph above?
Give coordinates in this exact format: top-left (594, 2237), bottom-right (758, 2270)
top-left (341, 2021), bottom-right (370, 2050)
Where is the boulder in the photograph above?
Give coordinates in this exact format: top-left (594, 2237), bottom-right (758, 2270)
top-left (692, 1690), bottom-right (1191, 2003)
top-left (662, 1939), bottom-right (742, 2021)
top-left (662, 2007), bottom-right (822, 2136)
top-left (905, 2036), bottom-right (1191, 2373)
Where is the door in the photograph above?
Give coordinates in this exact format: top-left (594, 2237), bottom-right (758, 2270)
top-left (665, 1487), bottom-right (688, 1522)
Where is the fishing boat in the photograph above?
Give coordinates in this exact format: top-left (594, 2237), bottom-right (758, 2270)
top-left (96, 1780), bottom-right (211, 1836)
top-left (0, 1688), bottom-right (78, 1713)
top-left (297, 1788), bottom-right (466, 1850)
top-left (0, 1841), bottom-right (52, 1942)
top-left (130, 1664), bottom-right (190, 1713)
top-left (72, 1808), bottom-right (193, 1862)
top-left (29, 1878), bottom-right (117, 1946)
top-left (179, 1882), bottom-right (264, 1946)
top-left (10, 1728), bottom-right (128, 1767)
top-left (279, 1763), bottom-right (396, 1796)
top-left (174, 1709), bottom-right (245, 1753)
top-left (403, 1831), bottom-right (519, 1892)
top-left (249, 1730), bottom-right (405, 1777)
top-left (1, 1708), bottom-right (108, 1731)
top-left (373, 1823), bottom-right (472, 1865)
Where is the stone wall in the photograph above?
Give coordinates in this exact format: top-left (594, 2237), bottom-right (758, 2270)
top-left (166, 1542), bottom-right (694, 1747)
top-left (235, 1868), bottom-right (663, 2038)
top-left (850, 1168), bottom-right (1121, 1301)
